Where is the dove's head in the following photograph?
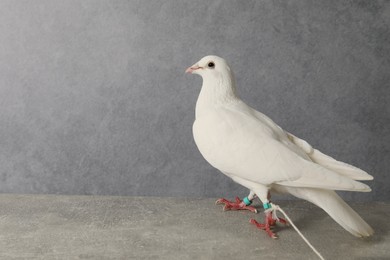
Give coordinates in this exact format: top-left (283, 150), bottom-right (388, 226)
top-left (185, 55), bottom-right (233, 81)
top-left (187, 56), bottom-right (238, 114)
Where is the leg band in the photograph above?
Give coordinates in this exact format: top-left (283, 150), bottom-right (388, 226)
top-left (243, 197), bottom-right (252, 206)
top-left (263, 202), bottom-right (272, 210)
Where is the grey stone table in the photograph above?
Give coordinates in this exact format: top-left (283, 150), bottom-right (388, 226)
top-left (0, 194), bottom-right (388, 259)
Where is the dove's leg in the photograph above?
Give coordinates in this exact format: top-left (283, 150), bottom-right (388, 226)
top-left (215, 190), bottom-right (258, 213)
top-left (263, 191), bottom-right (288, 226)
top-left (249, 187), bottom-right (288, 238)
top-left (250, 204), bottom-right (289, 239)
top-left (229, 176), bottom-right (288, 238)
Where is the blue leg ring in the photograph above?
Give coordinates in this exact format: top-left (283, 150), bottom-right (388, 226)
top-left (243, 197), bottom-right (252, 206)
top-left (263, 202), bottom-right (272, 210)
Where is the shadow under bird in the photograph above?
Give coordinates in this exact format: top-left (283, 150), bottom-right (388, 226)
top-left (186, 55), bottom-right (374, 239)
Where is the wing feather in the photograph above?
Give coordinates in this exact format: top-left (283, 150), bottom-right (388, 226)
top-left (286, 132), bottom-right (373, 181)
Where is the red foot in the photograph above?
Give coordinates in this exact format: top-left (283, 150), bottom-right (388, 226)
top-left (250, 211), bottom-right (289, 239)
top-left (215, 197), bottom-right (258, 213)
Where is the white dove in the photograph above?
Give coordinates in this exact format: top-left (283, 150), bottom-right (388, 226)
top-left (186, 55), bottom-right (374, 238)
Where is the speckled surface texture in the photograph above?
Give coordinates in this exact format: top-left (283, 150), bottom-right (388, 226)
top-left (0, 1), bottom-right (389, 200)
top-left (0, 194), bottom-right (388, 259)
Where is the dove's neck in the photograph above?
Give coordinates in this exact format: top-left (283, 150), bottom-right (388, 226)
top-left (195, 74), bottom-right (240, 118)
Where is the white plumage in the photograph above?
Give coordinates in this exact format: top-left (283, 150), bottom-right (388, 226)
top-left (186, 55), bottom-right (374, 237)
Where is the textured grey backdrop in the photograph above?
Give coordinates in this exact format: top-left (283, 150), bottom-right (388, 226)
top-left (0, 0), bottom-right (389, 201)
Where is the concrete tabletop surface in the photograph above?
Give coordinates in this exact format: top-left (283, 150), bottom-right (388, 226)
top-left (0, 194), bottom-right (388, 260)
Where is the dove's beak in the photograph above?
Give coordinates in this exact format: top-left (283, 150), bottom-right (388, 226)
top-left (185, 64), bottom-right (202, 74)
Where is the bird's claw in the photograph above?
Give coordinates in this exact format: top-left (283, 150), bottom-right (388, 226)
top-left (215, 197), bottom-right (258, 213)
top-left (250, 218), bottom-right (279, 239)
top-left (250, 210), bottom-right (289, 238)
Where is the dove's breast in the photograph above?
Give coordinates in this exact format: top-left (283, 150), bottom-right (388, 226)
top-left (192, 108), bottom-right (276, 172)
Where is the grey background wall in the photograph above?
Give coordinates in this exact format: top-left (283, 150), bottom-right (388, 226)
top-left (0, 0), bottom-right (389, 201)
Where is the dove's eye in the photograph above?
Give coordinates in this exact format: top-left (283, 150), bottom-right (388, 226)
top-left (207, 62), bottom-right (215, 69)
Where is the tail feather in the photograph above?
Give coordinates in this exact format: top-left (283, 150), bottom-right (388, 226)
top-left (285, 187), bottom-right (374, 237)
